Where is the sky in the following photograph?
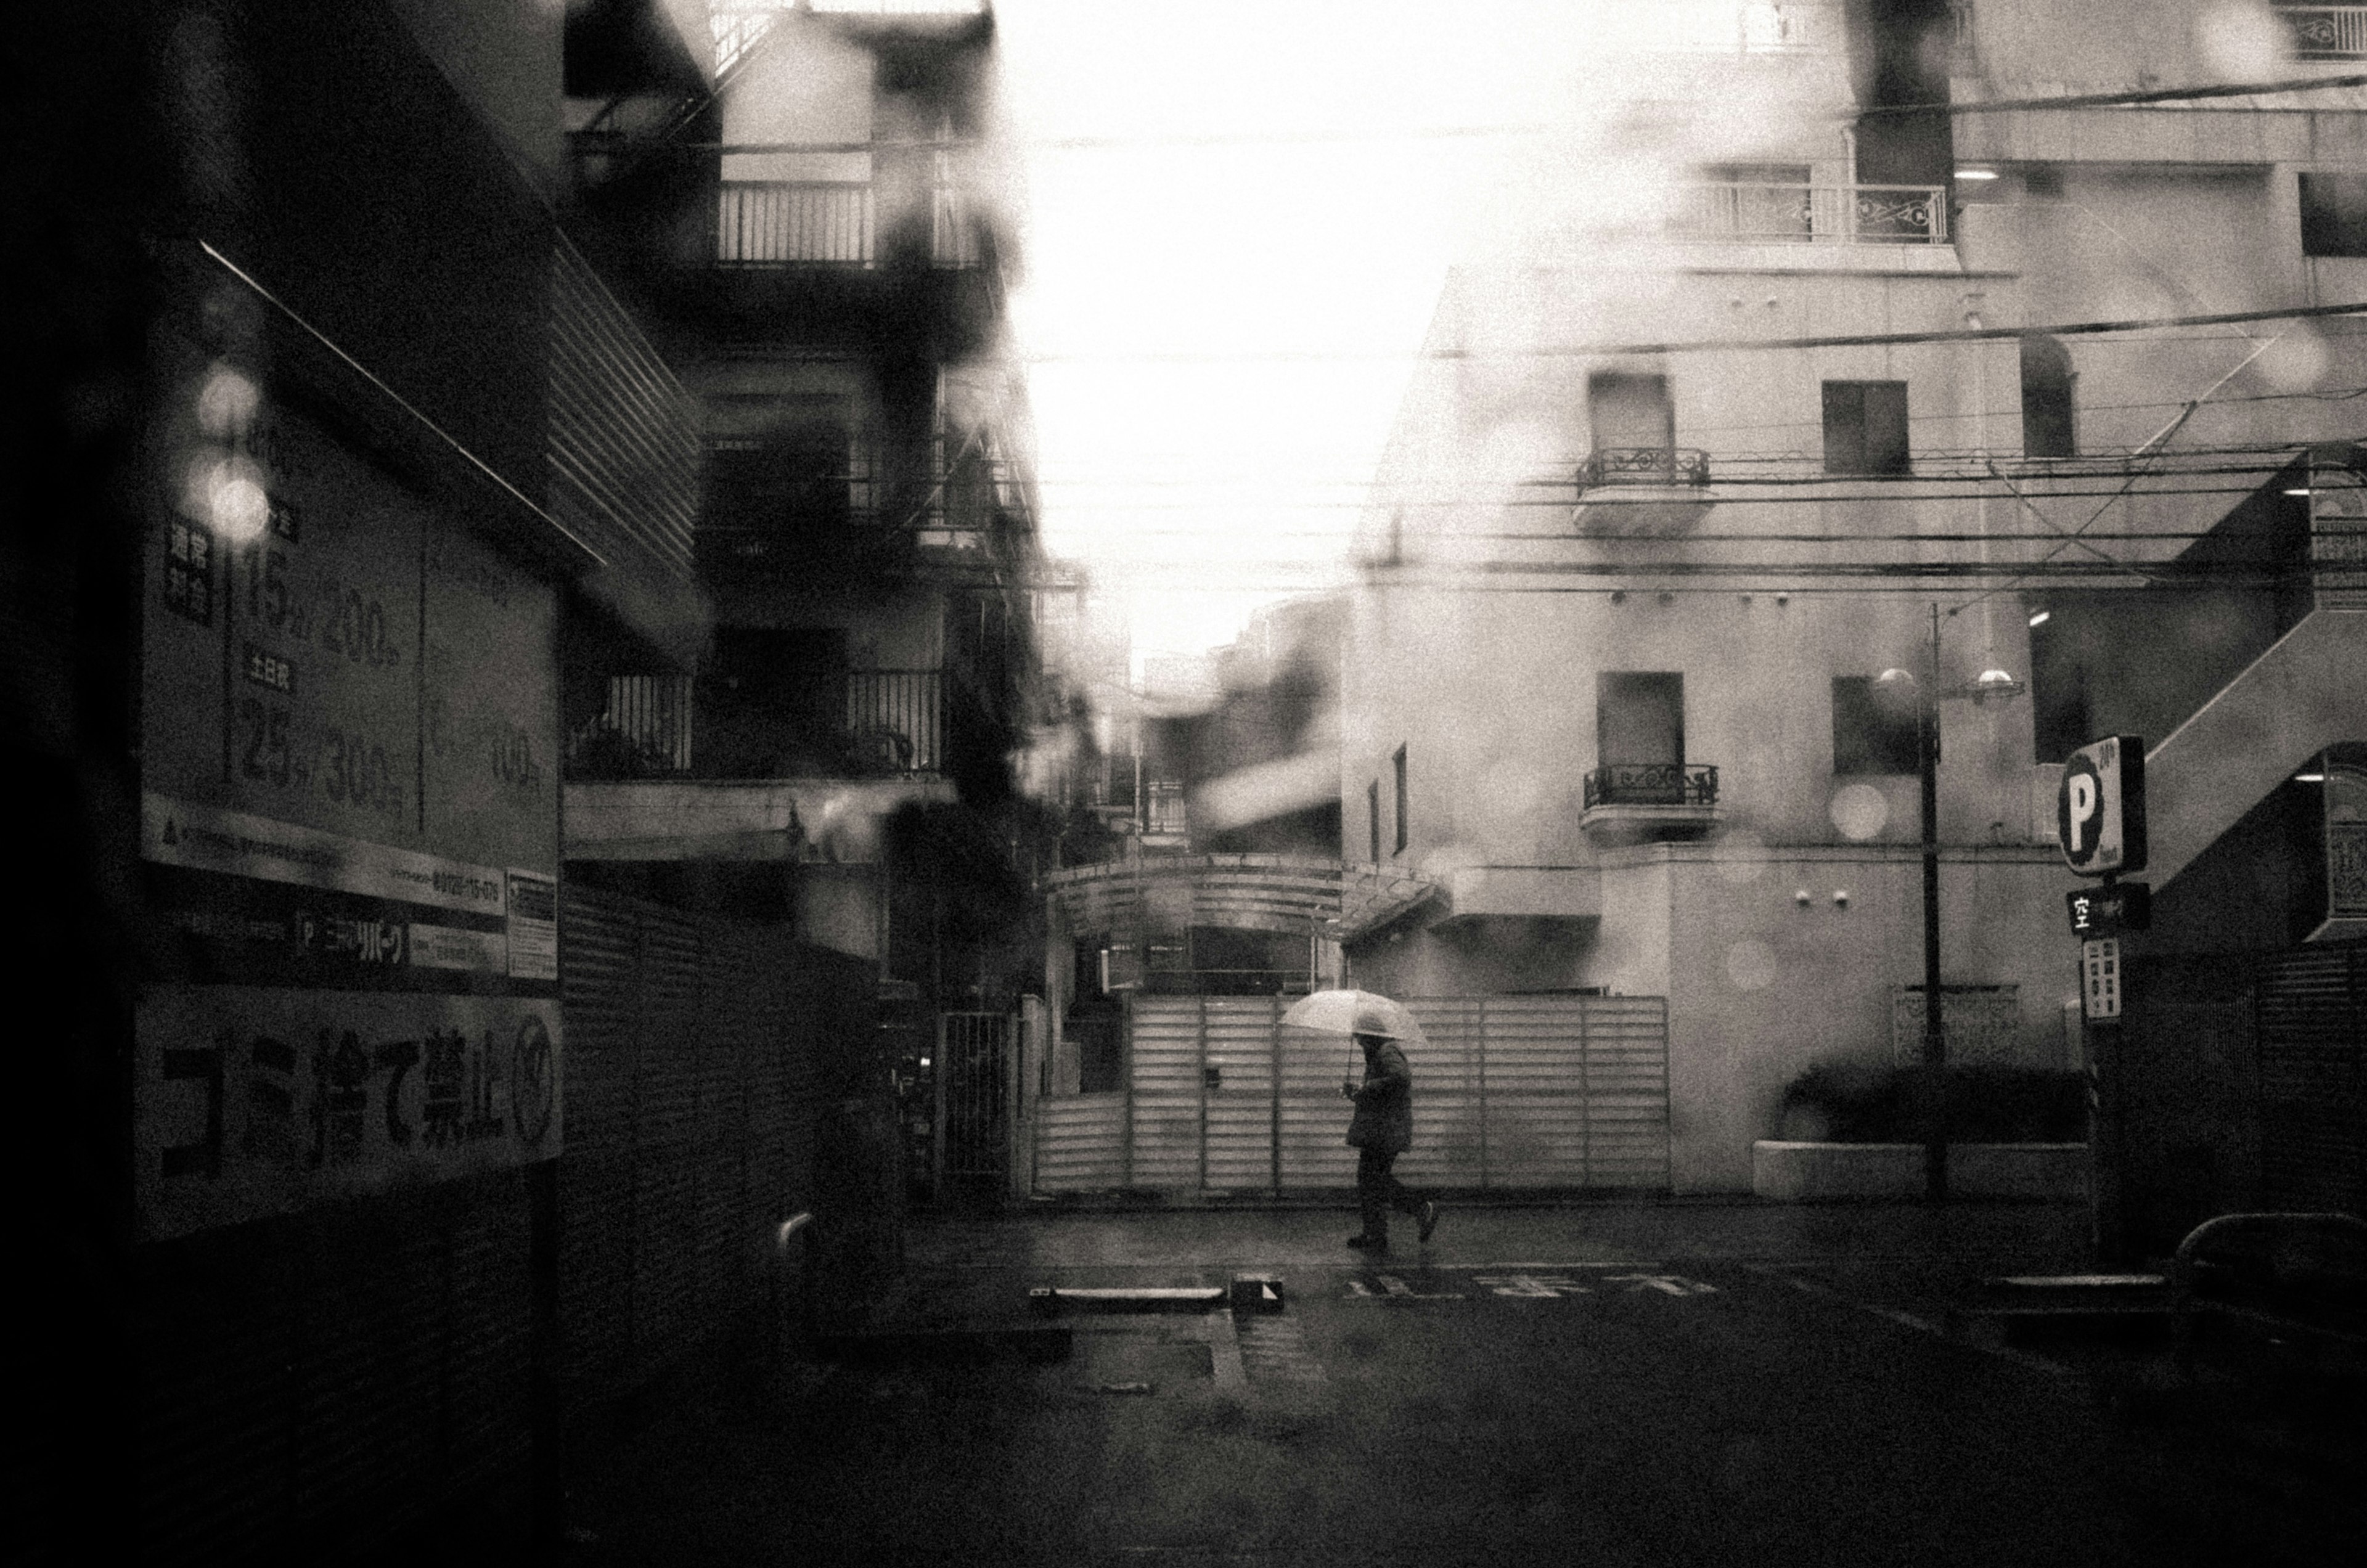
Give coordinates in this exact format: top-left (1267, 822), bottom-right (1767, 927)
top-left (991, 1), bottom-right (1613, 664)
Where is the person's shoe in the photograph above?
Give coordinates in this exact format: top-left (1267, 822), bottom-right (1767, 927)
top-left (1346, 1233), bottom-right (1388, 1251)
top-left (1418, 1200), bottom-right (1439, 1243)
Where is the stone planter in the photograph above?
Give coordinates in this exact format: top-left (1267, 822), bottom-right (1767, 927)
top-left (1752, 1141), bottom-right (2088, 1201)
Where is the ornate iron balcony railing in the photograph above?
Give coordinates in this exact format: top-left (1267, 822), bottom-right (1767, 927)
top-left (1580, 447), bottom-right (1712, 491)
top-left (2276, 6), bottom-right (2367, 57)
top-left (1583, 763), bottom-right (1720, 809)
top-left (1667, 182), bottom-right (1948, 245)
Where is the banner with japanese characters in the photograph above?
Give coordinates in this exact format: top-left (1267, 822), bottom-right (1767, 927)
top-left (136, 336), bottom-right (563, 1238)
top-left (134, 986), bottom-right (560, 1240)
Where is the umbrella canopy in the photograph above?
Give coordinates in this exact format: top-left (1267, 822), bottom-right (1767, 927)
top-left (1281, 989), bottom-right (1428, 1050)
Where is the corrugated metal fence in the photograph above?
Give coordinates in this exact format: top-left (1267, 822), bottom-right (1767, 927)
top-left (1036, 994), bottom-right (1669, 1196)
top-left (133, 887), bottom-right (865, 1563)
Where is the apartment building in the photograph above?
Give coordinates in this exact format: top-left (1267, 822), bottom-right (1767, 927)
top-left (555, 1), bottom-right (1054, 1197)
top-left (1336, 0), bottom-right (2367, 1194)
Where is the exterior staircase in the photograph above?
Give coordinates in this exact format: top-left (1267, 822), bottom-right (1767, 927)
top-left (2146, 605), bottom-right (2367, 889)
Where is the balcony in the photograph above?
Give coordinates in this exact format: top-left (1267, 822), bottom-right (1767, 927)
top-left (2277, 6), bottom-right (2367, 57)
top-left (698, 429), bottom-right (1026, 581)
top-left (714, 181), bottom-right (985, 269)
top-left (1580, 763), bottom-right (1722, 841)
top-left (565, 668), bottom-right (946, 782)
top-left (1667, 182), bottom-right (1948, 245)
top-left (1579, 447), bottom-right (1712, 492)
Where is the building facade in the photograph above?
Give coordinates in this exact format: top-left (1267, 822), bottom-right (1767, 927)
top-left (1337, 0), bottom-right (2367, 1193)
top-left (554, 0), bottom-right (1055, 1201)
top-left (21, 1), bottom-right (911, 1556)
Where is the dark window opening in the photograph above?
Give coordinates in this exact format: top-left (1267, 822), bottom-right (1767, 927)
top-left (1822, 380), bottom-right (1911, 476)
top-left (1598, 672), bottom-right (1685, 766)
top-left (1367, 778), bottom-right (1381, 863)
top-left (1588, 372), bottom-right (1675, 452)
top-left (1833, 675), bottom-right (1923, 775)
top-left (2300, 173), bottom-right (2367, 257)
top-left (2020, 335), bottom-right (2077, 459)
top-left (2021, 164), bottom-right (2064, 200)
top-left (1392, 745), bottom-right (1409, 854)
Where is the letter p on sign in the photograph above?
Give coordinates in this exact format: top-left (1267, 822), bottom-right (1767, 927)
top-left (2058, 735), bottom-right (2146, 877)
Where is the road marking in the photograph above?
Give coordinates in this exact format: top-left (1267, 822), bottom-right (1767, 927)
top-left (1745, 1264), bottom-right (2073, 1377)
top-left (1235, 1317), bottom-right (1326, 1385)
top-left (1344, 1272), bottom-right (1466, 1299)
top-left (1209, 1304), bottom-right (1248, 1390)
top-left (1604, 1272), bottom-right (1719, 1297)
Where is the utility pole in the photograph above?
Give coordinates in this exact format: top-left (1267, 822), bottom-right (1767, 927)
top-left (1918, 603), bottom-right (1948, 1204)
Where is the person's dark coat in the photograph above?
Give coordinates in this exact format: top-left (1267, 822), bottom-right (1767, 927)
top-left (1346, 1039), bottom-right (1413, 1153)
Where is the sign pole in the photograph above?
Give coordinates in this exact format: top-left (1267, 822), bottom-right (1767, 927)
top-left (2059, 736), bottom-right (2147, 1265)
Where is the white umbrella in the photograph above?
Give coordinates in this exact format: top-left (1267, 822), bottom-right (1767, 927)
top-left (1280, 989), bottom-right (1428, 1048)
top-left (1282, 989), bottom-right (1428, 1090)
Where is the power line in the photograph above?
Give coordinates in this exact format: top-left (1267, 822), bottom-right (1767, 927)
top-left (1860, 71), bottom-right (2367, 118)
top-left (1021, 300), bottom-right (2367, 364)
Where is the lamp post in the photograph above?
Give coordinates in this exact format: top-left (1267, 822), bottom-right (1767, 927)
top-left (1878, 604), bottom-right (2023, 1204)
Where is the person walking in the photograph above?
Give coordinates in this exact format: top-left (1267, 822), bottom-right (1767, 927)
top-left (1343, 1005), bottom-right (1437, 1252)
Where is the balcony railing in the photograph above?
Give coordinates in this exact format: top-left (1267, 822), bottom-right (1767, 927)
top-left (565, 669), bottom-right (945, 780)
top-left (1621, 1), bottom-right (1833, 54)
top-left (714, 181), bottom-right (985, 267)
top-left (1580, 447), bottom-right (1712, 491)
top-left (1583, 763), bottom-right (1720, 809)
top-left (1667, 182), bottom-right (1948, 245)
top-left (2277, 6), bottom-right (2367, 57)
top-left (845, 668), bottom-right (943, 774)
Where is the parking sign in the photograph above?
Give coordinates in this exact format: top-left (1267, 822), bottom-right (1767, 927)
top-left (2058, 735), bottom-right (2146, 877)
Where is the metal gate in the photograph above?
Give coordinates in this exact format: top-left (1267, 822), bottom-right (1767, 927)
top-left (2117, 940), bottom-right (2366, 1252)
top-left (2256, 943), bottom-right (2366, 1215)
top-left (1034, 994), bottom-right (1670, 1196)
top-left (935, 1011), bottom-right (1014, 1197)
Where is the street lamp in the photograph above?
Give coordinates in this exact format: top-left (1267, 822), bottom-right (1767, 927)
top-left (1876, 604), bottom-right (2024, 1204)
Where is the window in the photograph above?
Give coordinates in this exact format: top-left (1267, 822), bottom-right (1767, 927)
top-left (1831, 676), bottom-right (1922, 775)
top-left (1367, 779), bottom-right (1381, 863)
top-left (2020, 335), bottom-right (2077, 459)
top-left (2020, 163), bottom-right (2063, 200)
top-left (2299, 173), bottom-right (2367, 257)
top-left (1822, 381), bottom-right (1911, 475)
top-left (1587, 372), bottom-right (1675, 461)
top-left (1597, 673), bottom-right (1685, 766)
top-left (1392, 745), bottom-right (1408, 855)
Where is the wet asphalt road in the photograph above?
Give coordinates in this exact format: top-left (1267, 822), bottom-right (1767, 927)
top-left (560, 1209), bottom-right (2367, 1567)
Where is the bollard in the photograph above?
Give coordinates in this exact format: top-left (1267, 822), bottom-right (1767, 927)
top-left (775, 1213), bottom-right (817, 1368)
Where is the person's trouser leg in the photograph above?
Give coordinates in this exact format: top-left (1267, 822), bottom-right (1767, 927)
top-left (1357, 1148), bottom-right (1389, 1241)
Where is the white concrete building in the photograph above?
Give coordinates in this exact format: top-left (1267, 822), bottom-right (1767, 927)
top-left (1337, 0), bottom-right (2367, 1192)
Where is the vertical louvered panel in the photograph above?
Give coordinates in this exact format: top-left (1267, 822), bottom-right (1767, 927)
top-left (629, 910), bottom-right (704, 1378)
top-left (1579, 997), bottom-right (1672, 1188)
top-left (1128, 998), bottom-right (1203, 1190)
top-left (2257, 944), bottom-right (2366, 1215)
top-left (134, 1252), bottom-right (295, 1566)
top-left (1476, 998), bottom-right (1590, 1187)
top-left (1278, 1016), bottom-right (1360, 1190)
top-left (290, 1220), bottom-right (445, 1530)
top-left (557, 888), bottom-right (641, 1407)
top-left (547, 232), bottom-right (700, 582)
top-left (444, 1185), bottom-right (534, 1486)
top-left (1202, 997), bottom-right (1280, 1193)
top-left (1107, 992), bottom-right (1669, 1198)
top-left (1393, 998), bottom-right (1487, 1189)
top-left (1033, 1096), bottom-right (1127, 1190)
